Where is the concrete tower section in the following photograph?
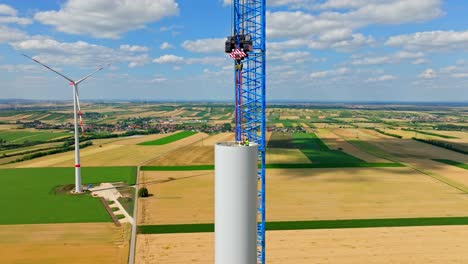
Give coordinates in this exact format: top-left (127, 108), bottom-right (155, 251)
top-left (215, 142), bottom-right (258, 264)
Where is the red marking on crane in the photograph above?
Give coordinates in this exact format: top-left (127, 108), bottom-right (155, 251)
top-left (230, 49), bottom-right (247, 60)
top-left (75, 164), bottom-right (81, 168)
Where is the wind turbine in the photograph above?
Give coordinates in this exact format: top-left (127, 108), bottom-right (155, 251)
top-left (23, 54), bottom-right (108, 193)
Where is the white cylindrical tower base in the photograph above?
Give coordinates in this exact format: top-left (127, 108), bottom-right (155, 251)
top-left (215, 142), bottom-right (258, 264)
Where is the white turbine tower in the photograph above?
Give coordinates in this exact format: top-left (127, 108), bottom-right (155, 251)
top-left (23, 54), bottom-right (108, 193)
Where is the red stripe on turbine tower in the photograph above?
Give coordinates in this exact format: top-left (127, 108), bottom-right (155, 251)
top-left (75, 164), bottom-right (81, 168)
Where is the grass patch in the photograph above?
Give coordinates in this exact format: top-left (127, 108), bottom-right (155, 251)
top-left (141, 165), bottom-right (214, 171)
top-left (433, 159), bottom-right (468, 170)
top-left (137, 131), bottom-right (197, 146)
top-left (117, 186), bottom-right (135, 217)
top-left (138, 216), bottom-right (468, 234)
top-left (0, 166), bottom-right (136, 225)
top-left (115, 214), bottom-right (125, 219)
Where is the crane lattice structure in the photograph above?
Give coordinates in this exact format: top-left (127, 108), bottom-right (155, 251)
top-left (226, 0), bottom-right (266, 263)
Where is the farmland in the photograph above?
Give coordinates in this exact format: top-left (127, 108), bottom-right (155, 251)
top-left (0, 130), bottom-right (71, 144)
top-left (137, 131), bottom-right (197, 146)
top-left (1, 101), bottom-right (468, 263)
top-left (136, 225), bottom-right (468, 264)
top-left (0, 223), bottom-right (130, 264)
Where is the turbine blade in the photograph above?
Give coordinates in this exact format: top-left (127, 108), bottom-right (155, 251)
top-left (22, 54), bottom-right (74, 83)
top-left (75, 63), bottom-right (110, 85)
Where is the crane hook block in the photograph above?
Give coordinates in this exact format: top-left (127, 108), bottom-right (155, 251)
top-left (225, 34), bottom-right (253, 54)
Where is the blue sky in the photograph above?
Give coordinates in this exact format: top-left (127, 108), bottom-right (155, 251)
top-left (0, 0), bottom-right (467, 102)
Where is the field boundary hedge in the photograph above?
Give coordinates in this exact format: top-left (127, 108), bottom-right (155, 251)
top-left (403, 129), bottom-right (458, 139)
top-left (413, 138), bottom-right (468, 155)
top-left (370, 128), bottom-right (402, 139)
top-left (433, 159), bottom-right (468, 170)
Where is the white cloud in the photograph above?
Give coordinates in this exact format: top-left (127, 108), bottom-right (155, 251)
top-left (310, 67), bottom-right (349, 79)
top-left (309, 33), bottom-right (374, 51)
top-left (0, 4), bottom-right (32, 25)
top-left (12, 36), bottom-right (150, 68)
top-left (0, 64), bottom-right (42, 72)
top-left (351, 51), bottom-right (424, 65)
top-left (268, 51), bottom-right (314, 63)
top-left (120, 44), bottom-right (149, 52)
top-left (153, 54), bottom-right (184, 64)
top-left (0, 25), bottom-right (27, 43)
top-left (182, 38), bottom-right (225, 53)
top-left (412, 58), bottom-right (429, 65)
top-left (0, 4), bottom-right (16, 16)
top-left (315, 0), bottom-right (370, 10)
top-left (268, 38), bottom-right (308, 51)
top-left (186, 56), bottom-right (226, 66)
top-left (34, 0), bottom-right (179, 39)
top-left (451, 73), bottom-right (468, 79)
top-left (223, 0), bottom-right (304, 7)
top-left (160, 42), bottom-right (173, 50)
top-left (268, 1), bottom-right (442, 39)
top-left (386, 30), bottom-right (468, 52)
top-left (419, 68), bottom-right (437, 79)
top-left (151, 77), bottom-right (168, 83)
top-left (365, 75), bottom-right (397, 82)
top-left (153, 54), bottom-right (227, 66)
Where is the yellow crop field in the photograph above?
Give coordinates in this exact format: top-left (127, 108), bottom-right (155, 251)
top-left (136, 225), bottom-right (468, 264)
top-left (2, 132), bottom-right (207, 168)
top-left (138, 167), bottom-right (468, 225)
top-left (0, 223), bottom-right (129, 264)
top-left (266, 148), bottom-right (311, 164)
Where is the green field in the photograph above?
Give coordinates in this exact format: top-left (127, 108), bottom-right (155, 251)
top-left (137, 131), bottom-right (197, 146)
top-left (0, 166), bottom-right (136, 225)
top-left (293, 132), bottom-right (363, 164)
top-left (0, 130), bottom-right (71, 144)
top-left (138, 216), bottom-right (468, 234)
top-left (433, 159), bottom-right (468, 170)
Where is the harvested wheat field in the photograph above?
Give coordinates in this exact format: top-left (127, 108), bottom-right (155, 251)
top-left (315, 129), bottom-right (388, 163)
top-left (146, 133), bottom-right (233, 166)
top-left (404, 158), bottom-right (468, 189)
top-left (0, 223), bottom-right (129, 264)
top-left (420, 130), bottom-right (468, 149)
top-left (266, 148), bottom-right (311, 164)
top-left (138, 167), bottom-right (468, 225)
top-left (138, 170), bottom-right (214, 225)
top-left (136, 225), bottom-right (468, 264)
top-left (3, 132), bottom-right (206, 168)
top-left (335, 128), bottom-right (468, 162)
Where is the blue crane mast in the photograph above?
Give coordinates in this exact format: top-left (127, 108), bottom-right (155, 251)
top-left (225, 0), bottom-right (266, 263)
